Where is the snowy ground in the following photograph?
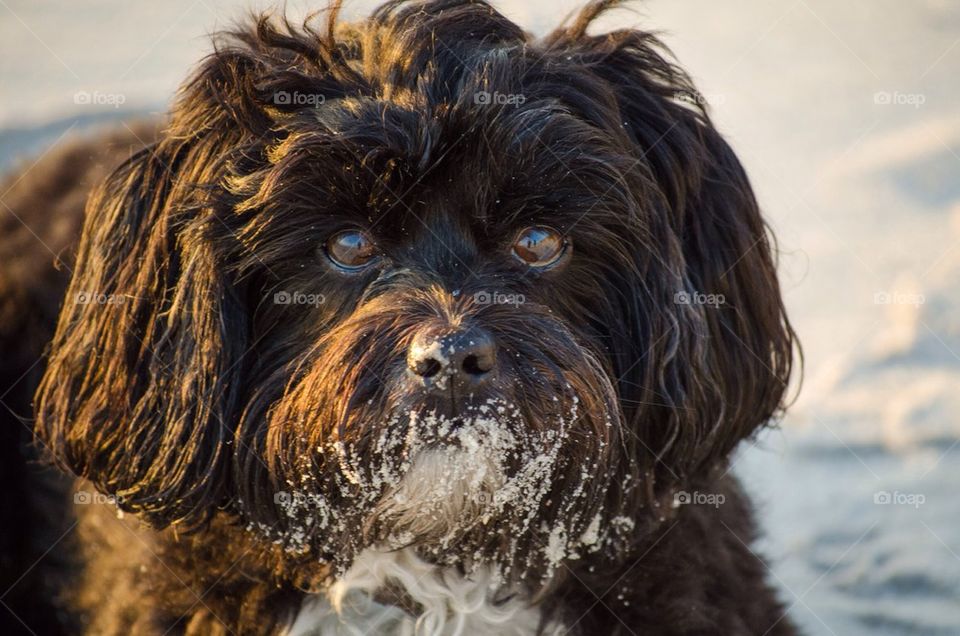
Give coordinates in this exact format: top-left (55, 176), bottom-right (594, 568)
top-left (2, 1), bottom-right (958, 634)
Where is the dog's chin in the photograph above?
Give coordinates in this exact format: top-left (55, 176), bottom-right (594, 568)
top-left (367, 409), bottom-right (527, 553)
top-left (358, 403), bottom-right (593, 573)
top-left (263, 389), bottom-right (616, 584)
top-left (369, 402), bottom-right (520, 540)
top-left (372, 446), bottom-right (504, 549)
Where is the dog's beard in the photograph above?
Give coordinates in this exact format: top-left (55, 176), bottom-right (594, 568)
top-left (329, 395), bottom-right (594, 582)
top-left (370, 411), bottom-right (517, 548)
top-left (258, 398), bottom-right (616, 586)
top-left (374, 445), bottom-right (505, 546)
top-left (252, 296), bottom-right (624, 586)
top-left (366, 400), bottom-right (579, 559)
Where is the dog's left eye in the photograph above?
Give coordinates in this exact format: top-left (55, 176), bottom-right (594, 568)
top-left (324, 230), bottom-right (379, 271)
top-left (512, 226), bottom-right (568, 268)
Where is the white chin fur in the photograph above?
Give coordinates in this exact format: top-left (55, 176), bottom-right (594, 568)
top-left (373, 446), bottom-right (503, 544)
top-left (286, 547), bottom-right (561, 636)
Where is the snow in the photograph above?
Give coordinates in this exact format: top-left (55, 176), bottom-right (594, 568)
top-left (2, 1), bottom-right (958, 633)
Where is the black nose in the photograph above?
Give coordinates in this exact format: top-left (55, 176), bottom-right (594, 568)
top-left (407, 326), bottom-right (497, 392)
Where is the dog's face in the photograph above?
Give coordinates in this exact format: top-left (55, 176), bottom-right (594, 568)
top-left (37, 0), bottom-right (794, 586)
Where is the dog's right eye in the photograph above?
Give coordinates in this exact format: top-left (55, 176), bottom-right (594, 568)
top-left (511, 226), bottom-right (568, 269)
top-left (324, 230), bottom-right (379, 271)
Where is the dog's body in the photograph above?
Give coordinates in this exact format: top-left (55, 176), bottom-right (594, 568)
top-left (1, 1), bottom-right (798, 634)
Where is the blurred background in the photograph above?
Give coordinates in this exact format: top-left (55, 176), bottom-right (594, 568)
top-left (1, 0), bottom-right (958, 633)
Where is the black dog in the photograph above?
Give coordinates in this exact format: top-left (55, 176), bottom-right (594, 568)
top-left (0, 1), bottom-right (798, 633)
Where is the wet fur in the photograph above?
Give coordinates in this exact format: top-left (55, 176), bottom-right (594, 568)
top-left (1, 1), bottom-right (798, 634)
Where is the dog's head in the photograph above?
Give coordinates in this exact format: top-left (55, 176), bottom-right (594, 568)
top-left (36, 0), bottom-right (795, 586)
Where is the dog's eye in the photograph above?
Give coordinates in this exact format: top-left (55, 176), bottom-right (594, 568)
top-left (324, 230), bottom-right (379, 271)
top-left (512, 226), bottom-right (567, 268)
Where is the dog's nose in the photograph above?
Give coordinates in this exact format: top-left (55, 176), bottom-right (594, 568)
top-left (407, 326), bottom-right (497, 391)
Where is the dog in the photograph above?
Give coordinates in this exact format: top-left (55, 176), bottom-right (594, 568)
top-left (0, 1), bottom-right (798, 634)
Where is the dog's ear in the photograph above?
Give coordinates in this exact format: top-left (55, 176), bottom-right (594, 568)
top-left (32, 30), bottom-right (297, 526)
top-left (547, 3), bottom-right (797, 490)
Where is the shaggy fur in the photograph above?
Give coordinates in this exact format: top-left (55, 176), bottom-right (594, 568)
top-left (0, 1), bottom-right (799, 634)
